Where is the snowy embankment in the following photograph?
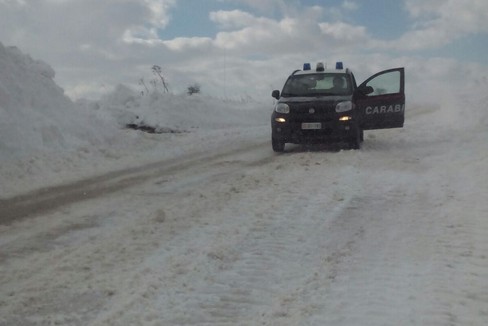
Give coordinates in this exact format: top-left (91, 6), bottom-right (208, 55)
top-left (0, 42), bottom-right (269, 198)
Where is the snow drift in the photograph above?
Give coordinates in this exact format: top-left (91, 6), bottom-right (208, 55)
top-left (0, 42), bottom-right (267, 197)
top-left (0, 42), bottom-right (118, 157)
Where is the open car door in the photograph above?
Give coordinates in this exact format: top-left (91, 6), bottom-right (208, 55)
top-left (355, 67), bottom-right (405, 130)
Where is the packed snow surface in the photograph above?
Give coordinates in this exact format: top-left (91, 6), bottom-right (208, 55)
top-left (1, 42), bottom-right (488, 325)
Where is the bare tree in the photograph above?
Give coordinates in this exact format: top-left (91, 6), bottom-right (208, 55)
top-left (139, 78), bottom-right (149, 95)
top-left (152, 65), bottom-right (169, 93)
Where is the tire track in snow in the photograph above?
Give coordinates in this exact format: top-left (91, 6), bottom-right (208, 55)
top-left (0, 140), bottom-right (269, 225)
top-left (155, 157), bottom-right (361, 325)
top-left (0, 139), bottom-right (272, 325)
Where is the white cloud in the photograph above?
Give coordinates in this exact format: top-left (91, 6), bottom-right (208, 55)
top-left (162, 37), bottom-right (213, 51)
top-left (143, 0), bottom-right (175, 28)
top-left (0, 0), bottom-right (176, 49)
top-left (121, 0), bottom-right (176, 44)
top-left (0, 0), bottom-right (26, 5)
top-left (319, 21), bottom-right (368, 42)
top-left (122, 27), bottom-right (162, 46)
top-left (210, 9), bottom-right (263, 29)
top-left (342, 0), bottom-right (359, 11)
top-left (0, 0), bottom-right (486, 101)
top-left (389, 0), bottom-right (488, 50)
top-left (218, 0), bottom-right (292, 14)
top-left (197, 7), bottom-right (368, 55)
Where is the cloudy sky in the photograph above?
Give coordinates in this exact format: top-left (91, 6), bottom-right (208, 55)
top-left (1, 0), bottom-right (488, 101)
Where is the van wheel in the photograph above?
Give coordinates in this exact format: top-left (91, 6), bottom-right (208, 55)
top-left (272, 138), bottom-right (285, 152)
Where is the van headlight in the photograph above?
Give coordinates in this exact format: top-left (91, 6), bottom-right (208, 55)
top-left (335, 101), bottom-right (353, 113)
top-left (275, 103), bottom-right (290, 114)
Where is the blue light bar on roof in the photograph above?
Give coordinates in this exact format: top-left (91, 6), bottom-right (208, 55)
top-left (336, 62), bottom-right (344, 70)
top-left (303, 63), bottom-right (311, 70)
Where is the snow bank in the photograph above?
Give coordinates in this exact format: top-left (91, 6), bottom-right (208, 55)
top-left (0, 42), bottom-right (117, 157)
top-left (0, 42), bottom-right (125, 197)
top-left (0, 42), bottom-right (268, 198)
top-left (85, 84), bottom-right (267, 132)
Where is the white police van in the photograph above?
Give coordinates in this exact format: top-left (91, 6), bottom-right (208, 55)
top-left (271, 62), bottom-right (405, 152)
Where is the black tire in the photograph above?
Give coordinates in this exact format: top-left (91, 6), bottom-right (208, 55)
top-left (359, 128), bottom-right (364, 142)
top-left (349, 126), bottom-right (361, 150)
top-left (272, 138), bottom-right (285, 152)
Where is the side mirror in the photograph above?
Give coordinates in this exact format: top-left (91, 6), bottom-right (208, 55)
top-left (272, 90), bottom-right (280, 99)
top-left (358, 85), bottom-right (374, 95)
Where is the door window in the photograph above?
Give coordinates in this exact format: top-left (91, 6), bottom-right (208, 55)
top-left (364, 70), bottom-right (400, 96)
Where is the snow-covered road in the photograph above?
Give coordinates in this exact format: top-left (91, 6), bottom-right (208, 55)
top-left (1, 103), bottom-right (488, 325)
top-left (0, 137), bottom-right (271, 224)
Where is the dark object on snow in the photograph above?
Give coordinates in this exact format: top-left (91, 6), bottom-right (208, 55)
top-left (125, 123), bottom-right (185, 134)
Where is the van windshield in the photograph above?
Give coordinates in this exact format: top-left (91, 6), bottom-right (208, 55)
top-left (281, 73), bottom-right (352, 97)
